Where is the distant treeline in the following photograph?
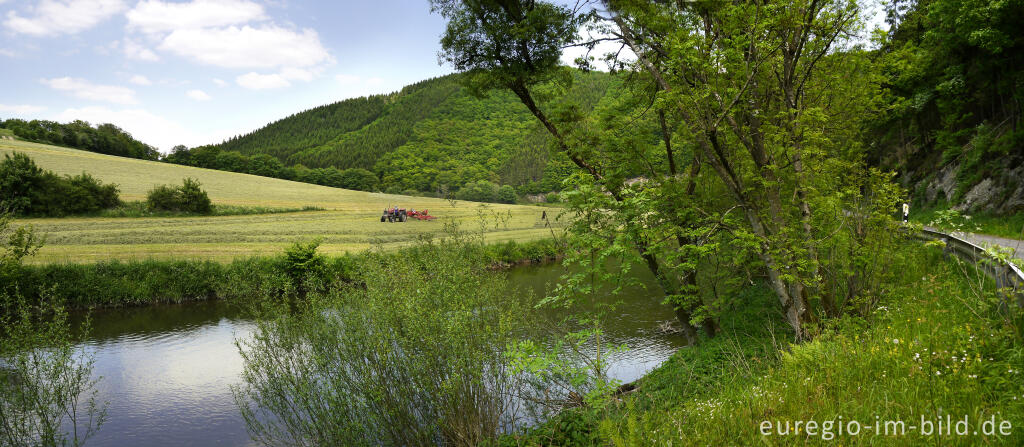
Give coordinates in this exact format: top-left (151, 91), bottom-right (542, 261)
top-left (162, 145), bottom-right (380, 192)
top-left (0, 119), bottom-right (159, 160)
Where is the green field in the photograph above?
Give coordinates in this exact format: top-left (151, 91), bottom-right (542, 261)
top-left (0, 140), bottom-right (564, 263)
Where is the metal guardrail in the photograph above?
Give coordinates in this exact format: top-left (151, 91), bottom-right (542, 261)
top-left (916, 228), bottom-right (1024, 307)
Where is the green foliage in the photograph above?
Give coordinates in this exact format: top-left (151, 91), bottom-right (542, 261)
top-left (594, 244), bottom-right (1024, 446)
top-left (165, 72), bottom-right (614, 195)
top-left (281, 239), bottom-right (326, 292)
top-left (145, 177), bottom-right (212, 214)
top-left (0, 292), bottom-right (107, 447)
top-left (455, 179), bottom-right (500, 202)
top-left (233, 233), bottom-right (536, 446)
top-left (0, 152), bottom-right (121, 216)
top-left (4, 238), bottom-right (559, 310)
top-left (873, 0), bottom-right (1024, 206)
top-left (497, 184), bottom-right (517, 203)
top-left (0, 118), bottom-right (158, 160)
top-left (0, 217), bottom-right (106, 446)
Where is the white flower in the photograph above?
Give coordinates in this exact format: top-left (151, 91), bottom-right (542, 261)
top-left (935, 371), bottom-right (942, 376)
top-left (893, 339), bottom-right (900, 344)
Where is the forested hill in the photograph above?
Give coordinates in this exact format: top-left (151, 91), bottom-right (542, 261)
top-left (869, 0), bottom-right (1024, 214)
top-left (199, 72), bottom-right (615, 194)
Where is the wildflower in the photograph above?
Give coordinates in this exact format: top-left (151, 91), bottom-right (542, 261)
top-left (893, 339), bottom-right (900, 344)
top-left (935, 371), bottom-right (941, 376)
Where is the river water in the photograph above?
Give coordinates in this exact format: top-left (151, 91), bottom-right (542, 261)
top-left (71, 262), bottom-right (684, 446)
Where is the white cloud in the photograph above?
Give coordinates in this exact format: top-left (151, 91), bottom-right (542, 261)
top-left (0, 48), bottom-right (16, 57)
top-left (126, 0), bottom-right (266, 35)
top-left (0, 104), bottom-right (47, 115)
top-left (123, 39), bottom-right (160, 61)
top-left (3, 0), bottom-right (126, 37)
top-left (236, 72), bottom-right (290, 90)
top-left (159, 25), bottom-right (330, 69)
top-left (129, 74), bottom-right (152, 86)
top-left (236, 67), bottom-right (320, 90)
top-left (41, 77), bottom-right (138, 105)
top-left (212, 78), bottom-right (227, 87)
top-left (52, 106), bottom-right (238, 151)
top-left (186, 89), bottom-right (211, 101)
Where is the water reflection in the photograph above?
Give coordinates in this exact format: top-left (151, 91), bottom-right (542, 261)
top-left (69, 263), bottom-right (685, 446)
top-left (73, 302), bottom-right (256, 447)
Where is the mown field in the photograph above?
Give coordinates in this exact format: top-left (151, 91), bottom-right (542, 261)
top-left (0, 140), bottom-right (563, 263)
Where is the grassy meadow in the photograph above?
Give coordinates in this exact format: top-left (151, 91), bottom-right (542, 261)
top-left (0, 140), bottom-right (563, 263)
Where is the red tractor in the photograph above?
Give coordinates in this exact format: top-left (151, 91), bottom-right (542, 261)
top-left (381, 207), bottom-right (407, 222)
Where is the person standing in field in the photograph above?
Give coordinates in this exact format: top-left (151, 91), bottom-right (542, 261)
top-left (902, 202), bottom-right (910, 223)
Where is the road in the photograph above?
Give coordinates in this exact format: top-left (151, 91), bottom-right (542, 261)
top-left (962, 233), bottom-right (1024, 260)
top-left (923, 226), bottom-right (1024, 264)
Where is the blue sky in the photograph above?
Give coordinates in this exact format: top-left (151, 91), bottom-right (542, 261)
top-left (0, 0), bottom-right (464, 150)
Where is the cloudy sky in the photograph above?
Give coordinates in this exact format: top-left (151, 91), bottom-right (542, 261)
top-left (0, 0), bottom-right (466, 150)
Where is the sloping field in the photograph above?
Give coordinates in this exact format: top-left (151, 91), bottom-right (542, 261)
top-left (1, 140), bottom-right (563, 263)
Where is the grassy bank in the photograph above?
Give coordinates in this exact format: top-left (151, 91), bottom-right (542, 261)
top-left (7, 238), bottom-right (562, 310)
top-left (508, 242), bottom-right (1024, 445)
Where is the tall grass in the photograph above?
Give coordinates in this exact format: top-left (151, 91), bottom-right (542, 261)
top-left (7, 238), bottom-right (562, 309)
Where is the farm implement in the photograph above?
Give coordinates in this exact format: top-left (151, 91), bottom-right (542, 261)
top-left (381, 207), bottom-right (436, 222)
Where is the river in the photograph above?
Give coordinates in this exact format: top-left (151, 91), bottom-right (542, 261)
top-left (70, 262), bottom-right (685, 446)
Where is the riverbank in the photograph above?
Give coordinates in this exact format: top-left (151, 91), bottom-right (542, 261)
top-left (7, 237), bottom-right (562, 310)
top-left (506, 241), bottom-right (1024, 445)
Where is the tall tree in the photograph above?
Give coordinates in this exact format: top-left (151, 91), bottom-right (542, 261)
top-left (433, 0), bottom-right (715, 343)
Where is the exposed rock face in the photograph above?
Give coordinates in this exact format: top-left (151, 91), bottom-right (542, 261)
top-left (957, 178), bottom-right (997, 211)
top-left (996, 164), bottom-right (1024, 214)
top-left (914, 157), bottom-right (1024, 214)
top-left (525, 194), bottom-right (547, 203)
top-left (925, 162), bottom-right (959, 204)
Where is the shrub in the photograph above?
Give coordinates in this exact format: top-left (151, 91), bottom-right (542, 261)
top-left (179, 178), bottom-right (212, 213)
top-left (338, 168), bottom-right (379, 191)
top-left (0, 152), bottom-right (44, 214)
top-left (456, 180), bottom-right (500, 202)
top-left (235, 235), bottom-right (535, 445)
top-left (497, 184), bottom-right (517, 204)
top-left (0, 153), bottom-right (121, 216)
top-left (545, 191), bottom-right (560, 203)
top-left (281, 239), bottom-right (327, 293)
top-left (146, 177), bottom-right (212, 214)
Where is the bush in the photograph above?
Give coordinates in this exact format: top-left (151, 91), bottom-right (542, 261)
top-left (281, 239), bottom-right (327, 294)
top-left (497, 184), bottom-right (517, 204)
top-left (0, 152), bottom-right (121, 216)
top-left (235, 235), bottom-right (536, 446)
top-left (456, 180), bottom-right (500, 202)
top-left (338, 168), bottom-right (379, 192)
top-left (146, 177), bottom-right (212, 214)
top-left (545, 191), bottom-right (560, 203)
top-left (0, 152), bottom-right (45, 214)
